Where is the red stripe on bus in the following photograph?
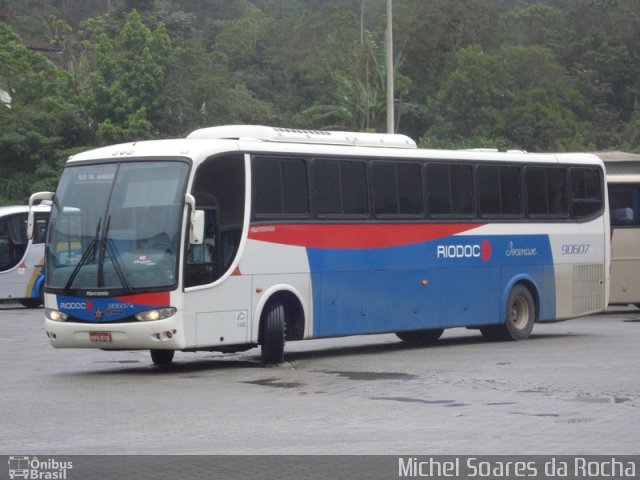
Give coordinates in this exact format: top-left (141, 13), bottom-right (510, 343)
top-left (248, 223), bottom-right (482, 249)
top-left (114, 291), bottom-right (170, 306)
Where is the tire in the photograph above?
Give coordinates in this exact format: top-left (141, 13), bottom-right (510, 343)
top-left (19, 284), bottom-right (44, 308)
top-left (396, 328), bottom-right (444, 343)
top-left (261, 302), bottom-right (286, 364)
top-left (150, 349), bottom-right (174, 366)
top-left (479, 325), bottom-right (504, 341)
top-left (19, 298), bottom-right (42, 308)
top-left (482, 284), bottom-right (535, 341)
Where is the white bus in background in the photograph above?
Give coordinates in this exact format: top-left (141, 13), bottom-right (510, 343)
top-left (29, 126), bottom-right (609, 366)
top-left (0, 204), bottom-right (49, 307)
top-left (601, 151), bottom-right (640, 307)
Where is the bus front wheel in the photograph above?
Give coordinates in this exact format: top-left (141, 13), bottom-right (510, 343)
top-left (261, 302), bottom-right (285, 364)
top-left (150, 349), bottom-right (174, 366)
top-left (482, 284), bottom-right (535, 341)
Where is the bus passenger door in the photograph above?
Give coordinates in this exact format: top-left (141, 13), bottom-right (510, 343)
top-left (183, 210), bottom-right (252, 348)
top-left (610, 226), bottom-right (640, 304)
top-left (609, 184), bottom-right (640, 305)
top-left (183, 153), bottom-right (249, 349)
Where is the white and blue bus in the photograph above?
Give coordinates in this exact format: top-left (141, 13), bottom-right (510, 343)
top-left (29, 126), bottom-right (609, 365)
top-left (0, 204), bottom-right (49, 307)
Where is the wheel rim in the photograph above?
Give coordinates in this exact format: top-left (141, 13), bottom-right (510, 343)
top-left (510, 296), bottom-right (529, 330)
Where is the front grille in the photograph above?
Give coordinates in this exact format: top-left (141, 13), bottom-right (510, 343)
top-left (66, 316), bottom-right (139, 324)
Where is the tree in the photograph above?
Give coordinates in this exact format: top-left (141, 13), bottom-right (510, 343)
top-left (299, 4), bottom-right (417, 133)
top-left (424, 44), bottom-right (592, 151)
top-left (501, 45), bottom-right (594, 151)
top-left (425, 45), bottom-right (511, 144)
top-left (0, 21), bottom-right (85, 204)
top-left (548, 0), bottom-right (640, 149)
top-left (1, 0), bottom-right (640, 173)
top-left (82, 9), bottom-right (178, 143)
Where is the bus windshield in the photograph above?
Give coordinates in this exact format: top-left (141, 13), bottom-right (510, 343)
top-left (46, 160), bottom-right (190, 294)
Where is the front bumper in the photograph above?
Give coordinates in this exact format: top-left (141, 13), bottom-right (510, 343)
top-left (45, 316), bottom-right (185, 350)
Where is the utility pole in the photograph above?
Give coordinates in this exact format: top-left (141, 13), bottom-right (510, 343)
top-left (386, 0), bottom-right (394, 134)
top-left (360, 0), bottom-right (365, 44)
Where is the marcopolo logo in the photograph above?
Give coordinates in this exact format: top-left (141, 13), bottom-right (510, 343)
top-left (8, 456), bottom-right (73, 480)
top-left (437, 240), bottom-right (492, 262)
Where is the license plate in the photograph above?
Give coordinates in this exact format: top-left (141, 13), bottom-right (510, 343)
top-left (89, 331), bottom-right (111, 343)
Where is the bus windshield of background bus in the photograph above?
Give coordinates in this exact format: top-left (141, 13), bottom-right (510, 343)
top-left (46, 161), bottom-right (189, 293)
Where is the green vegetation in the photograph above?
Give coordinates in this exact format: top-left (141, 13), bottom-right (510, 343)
top-left (1, 0), bottom-right (639, 204)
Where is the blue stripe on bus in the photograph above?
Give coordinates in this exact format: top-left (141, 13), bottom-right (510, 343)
top-left (307, 234), bottom-right (555, 337)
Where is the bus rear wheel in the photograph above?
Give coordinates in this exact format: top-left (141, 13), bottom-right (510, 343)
top-left (261, 302), bottom-right (286, 364)
top-left (396, 328), bottom-right (444, 343)
top-left (150, 349), bottom-right (174, 366)
top-left (482, 284), bottom-right (535, 341)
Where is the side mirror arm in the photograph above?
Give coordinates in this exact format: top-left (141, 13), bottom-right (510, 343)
top-left (27, 191), bottom-right (54, 239)
top-left (184, 194), bottom-right (204, 245)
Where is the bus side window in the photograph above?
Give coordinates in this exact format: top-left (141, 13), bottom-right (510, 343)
top-left (426, 163), bottom-right (473, 216)
top-left (609, 184), bottom-right (640, 226)
top-left (525, 167), bottom-right (568, 217)
top-left (185, 208), bottom-right (217, 287)
top-left (614, 207), bottom-right (634, 223)
top-left (570, 167), bottom-right (603, 217)
top-left (0, 214), bottom-right (28, 271)
top-left (0, 235), bottom-right (10, 270)
top-left (221, 227), bottom-right (242, 268)
top-left (33, 214), bottom-right (49, 244)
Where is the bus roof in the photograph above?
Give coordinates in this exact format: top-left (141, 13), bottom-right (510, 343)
top-left (597, 151), bottom-right (640, 163)
top-left (599, 151), bottom-right (640, 179)
top-left (66, 126), bottom-right (604, 167)
top-left (187, 125), bottom-right (418, 149)
top-left (0, 204), bottom-right (50, 217)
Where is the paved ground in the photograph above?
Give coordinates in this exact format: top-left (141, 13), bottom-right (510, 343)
top-left (1, 303), bottom-right (639, 456)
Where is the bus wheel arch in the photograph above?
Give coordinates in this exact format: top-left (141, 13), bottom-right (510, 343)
top-left (257, 288), bottom-right (306, 363)
top-left (482, 280), bottom-right (538, 341)
top-left (19, 274), bottom-right (46, 308)
top-left (35, 273), bottom-right (45, 305)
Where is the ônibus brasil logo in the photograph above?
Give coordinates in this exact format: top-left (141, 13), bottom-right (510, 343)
top-left (436, 240), bottom-right (492, 261)
top-left (8, 456), bottom-right (73, 480)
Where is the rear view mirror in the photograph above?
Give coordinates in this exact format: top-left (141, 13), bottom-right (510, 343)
top-left (27, 191), bottom-right (54, 239)
top-left (190, 210), bottom-right (205, 245)
top-left (184, 193), bottom-right (204, 245)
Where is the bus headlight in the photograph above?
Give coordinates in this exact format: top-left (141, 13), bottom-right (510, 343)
top-left (135, 307), bottom-right (176, 322)
top-left (46, 309), bottom-right (68, 322)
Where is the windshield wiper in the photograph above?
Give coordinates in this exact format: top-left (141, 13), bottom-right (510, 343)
top-left (100, 214), bottom-right (133, 293)
top-left (63, 217), bottom-right (101, 293)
